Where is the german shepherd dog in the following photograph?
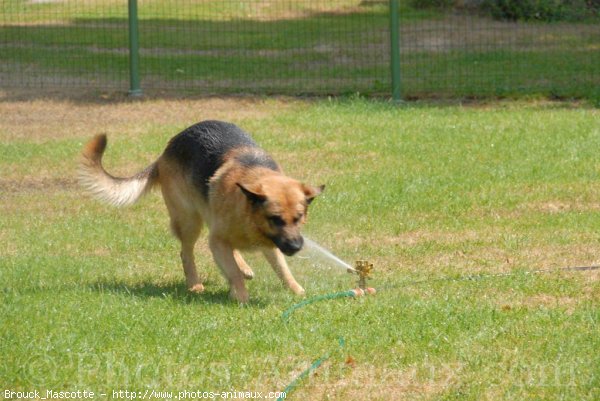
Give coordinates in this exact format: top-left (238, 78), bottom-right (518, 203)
top-left (79, 121), bottom-right (323, 303)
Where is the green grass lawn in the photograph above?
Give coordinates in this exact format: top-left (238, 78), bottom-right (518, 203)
top-left (1, 97), bottom-right (599, 399)
top-left (1, 1), bottom-right (599, 99)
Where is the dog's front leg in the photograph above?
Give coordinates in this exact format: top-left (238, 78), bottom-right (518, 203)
top-left (234, 250), bottom-right (254, 280)
top-left (262, 248), bottom-right (305, 296)
top-left (209, 236), bottom-right (249, 303)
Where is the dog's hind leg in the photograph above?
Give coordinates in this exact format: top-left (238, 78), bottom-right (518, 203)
top-left (209, 236), bottom-right (249, 303)
top-left (171, 216), bottom-right (204, 293)
top-left (234, 250), bottom-right (254, 280)
top-left (160, 181), bottom-right (204, 293)
top-left (262, 248), bottom-right (305, 296)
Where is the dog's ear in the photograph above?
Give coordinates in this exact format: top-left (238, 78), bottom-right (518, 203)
top-left (237, 183), bottom-right (267, 206)
top-left (303, 184), bottom-right (325, 205)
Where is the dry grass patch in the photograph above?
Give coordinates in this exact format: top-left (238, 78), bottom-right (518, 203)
top-left (0, 176), bottom-right (77, 193)
top-left (424, 243), bottom-right (600, 274)
top-left (521, 294), bottom-right (579, 311)
top-left (402, 15), bottom-right (600, 53)
top-left (0, 91), bottom-right (300, 142)
top-left (333, 228), bottom-right (484, 250)
top-left (494, 267), bottom-right (599, 313)
top-left (498, 292), bottom-right (595, 315)
top-left (330, 226), bottom-right (600, 278)
top-left (291, 362), bottom-right (462, 401)
top-left (519, 200), bottom-right (600, 214)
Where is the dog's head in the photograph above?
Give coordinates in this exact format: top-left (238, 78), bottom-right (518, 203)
top-left (237, 176), bottom-right (324, 256)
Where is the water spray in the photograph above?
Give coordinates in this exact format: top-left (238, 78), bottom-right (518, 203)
top-left (300, 238), bottom-right (377, 295)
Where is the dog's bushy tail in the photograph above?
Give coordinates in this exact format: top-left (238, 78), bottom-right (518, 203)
top-left (79, 135), bottom-right (159, 207)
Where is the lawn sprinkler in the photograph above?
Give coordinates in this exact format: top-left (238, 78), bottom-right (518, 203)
top-left (348, 260), bottom-right (376, 296)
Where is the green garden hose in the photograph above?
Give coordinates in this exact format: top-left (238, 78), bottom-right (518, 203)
top-left (276, 337), bottom-right (346, 401)
top-left (278, 289), bottom-right (374, 400)
top-left (281, 290), bottom-right (357, 321)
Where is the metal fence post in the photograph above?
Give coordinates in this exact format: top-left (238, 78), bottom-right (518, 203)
top-left (389, 0), bottom-right (401, 102)
top-left (128, 0), bottom-right (142, 96)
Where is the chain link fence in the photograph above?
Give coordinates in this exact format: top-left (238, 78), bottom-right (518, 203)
top-left (1, 1), bottom-right (599, 99)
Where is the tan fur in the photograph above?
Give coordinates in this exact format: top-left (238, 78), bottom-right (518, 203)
top-left (79, 135), bottom-right (322, 303)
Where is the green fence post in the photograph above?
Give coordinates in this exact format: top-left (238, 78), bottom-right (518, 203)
top-left (128, 0), bottom-right (142, 96)
top-left (389, 0), bottom-right (401, 102)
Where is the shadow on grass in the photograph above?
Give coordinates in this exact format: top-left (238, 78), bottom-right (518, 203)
top-left (89, 280), bottom-right (271, 308)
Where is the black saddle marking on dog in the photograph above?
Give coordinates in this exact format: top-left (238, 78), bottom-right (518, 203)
top-left (163, 120), bottom-right (278, 199)
top-left (234, 149), bottom-right (279, 172)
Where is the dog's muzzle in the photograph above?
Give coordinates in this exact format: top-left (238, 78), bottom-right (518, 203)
top-left (273, 236), bottom-right (304, 256)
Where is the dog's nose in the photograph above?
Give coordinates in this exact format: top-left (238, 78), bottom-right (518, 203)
top-left (281, 237), bottom-right (304, 256)
top-left (291, 236), bottom-right (304, 251)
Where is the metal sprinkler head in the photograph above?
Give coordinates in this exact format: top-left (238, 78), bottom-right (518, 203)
top-left (348, 260), bottom-right (374, 292)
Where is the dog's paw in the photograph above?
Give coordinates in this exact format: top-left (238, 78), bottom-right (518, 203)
top-left (229, 288), bottom-right (249, 304)
top-left (240, 267), bottom-right (254, 280)
top-left (291, 284), bottom-right (305, 296)
top-left (188, 283), bottom-right (205, 294)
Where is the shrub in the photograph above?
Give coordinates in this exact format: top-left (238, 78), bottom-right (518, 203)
top-left (409, 0), bottom-right (600, 20)
top-left (408, 0), bottom-right (457, 9)
top-left (481, 0), bottom-right (599, 21)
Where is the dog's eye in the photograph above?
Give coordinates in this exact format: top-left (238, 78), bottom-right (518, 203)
top-left (268, 215), bottom-right (286, 227)
top-left (293, 214), bottom-right (303, 224)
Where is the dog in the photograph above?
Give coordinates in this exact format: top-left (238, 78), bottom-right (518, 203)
top-left (79, 120), bottom-right (323, 303)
